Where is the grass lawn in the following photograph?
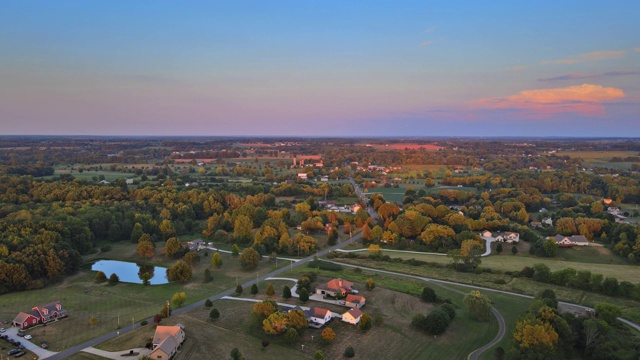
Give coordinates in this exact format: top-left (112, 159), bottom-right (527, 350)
top-left (0, 243), bottom-right (288, 352)
top-left (342, 244), bottom-right (638, 283)
top-left (558, 151), bottom-right (640, 170)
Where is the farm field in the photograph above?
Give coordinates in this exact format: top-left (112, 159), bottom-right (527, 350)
top-left (0, 244), bottom-right (287, 352)
top-left (558, 150), bottom-right (640, 170)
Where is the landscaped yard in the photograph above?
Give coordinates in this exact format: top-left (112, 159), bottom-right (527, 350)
top-left (93, 269), bottom-right (501, 360)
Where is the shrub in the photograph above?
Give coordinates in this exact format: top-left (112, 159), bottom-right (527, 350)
top-left (204, 299), bottom-right (213, 307)
top-left (140, 320), bottom-right (148, 326)
top-left (95, 271), bottom-right (107, 283)
top-left (282, 285), bottom-right (292, 299)
top-left (425, 309), bottom-right (450, 335)
top-left (440, 303), bottom-right (457, 320)
top-left (344, 346), bottom-right (355, 358)
top-left (284, 328), bottom-right (299, 343)
top-left (236, 284), bottom-right (243, 295)
top-left (421, 286), bottom-right (437, 303)
top-left (307, 260), bottom-right (343, 271)
top-left (494, 279), bottom-right (507, 285)
top-left (209, 308), bottom-right (220, 320)
top-left (108, 273), bottom-right (120, 285)
top-left (251, 284), bottom-right (259, 295)
top-left (353, 267), bottom-right (362, 273)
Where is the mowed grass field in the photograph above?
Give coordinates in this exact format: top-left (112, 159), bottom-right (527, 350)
top-left (340, 244), bottom-right (638, 283)
top-left (0, 242), bottom-right (287, 352)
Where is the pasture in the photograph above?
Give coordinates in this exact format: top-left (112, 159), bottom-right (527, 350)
top-left (558, 150), bottom-right (640, 170)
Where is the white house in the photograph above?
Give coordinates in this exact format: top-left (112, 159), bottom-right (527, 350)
top-left (297, 173), bottom-right (308, 180)
top-left (125, 178), bottom-right (134, 185)
top-left (304, 307), bottom-right (332, 327)
top-left (553, 235), bottom-right (589, 247)
top-left (341, 308), bottom-right (363, 325)
top-left (496, 232), bottom-right (519, 243)
top-left (542, 217), bottom-right (553, 226)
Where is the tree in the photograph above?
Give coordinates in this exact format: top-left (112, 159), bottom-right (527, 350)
top-left (130, 223), bottom-right (144, 243)
top-left (236, 284), bottom-right (243, 295)
top-left (594, 303), bottom-right (622, 324)
top-left (230, 348), bottom-right (243, 360)
top-left (367, 244), bottom-right (382, 255)
top-left (542, 238), bottom-right (558, 257)
top-left (183, 251), bottom-right (198, 265)
top-left (321, 327), bottom-right (336, 343)
top-left (495, 243), bottom-right (503, 255)
top-left (95, 271), bottom-right (107, 283)
top-left (153, 314), bottom-right (162, 324)
top-left (165, 237), bottom-right (183, 258)
top-left (358, 312), bottom-right (372, 331)
top-left (344, 345), bottom-right (355, 358)
top-left (137, 240), bottom-right (155, 259)
top-left (167, 260), bottom-right (192, 283)
top-left (314, 350), bottom-right (324, 360)
top-left (239, 247), bottom-right (260, 270)
top-left (365, 278), bottom-right (376, 290)
top-left (536, 289), bottom-right (558, 309)
top-left (263, 311), bottom-right (288, 334)
top-left (204, 299), bottom-right (213, 307)
top-left (284, 328), bottom-right (299, 343)
top-left (299, 287), bottom-right (309, 302)
top-left (161, 290), bottom-right (183, 309)
top-left (251, 283), bottom-right (259, 295)
top-left (440, 303), bottom-right (456, 320)
top-left (234, 215), bottom-right (253, 242)
top-left (252, 300), bottom-right (277, 319)
top-left (362, 225), bottom-right (372, 243)
top-left (421, 286), bottom-right (437, 303)
top-left (511, 245), bottom-right (519, 255)
top-left (89, 316), bottom-right (98, 325)
top-left (425, 309), bottom-right (450, 335)
top-left (232, 244), bottom-right (240, 256)
top-left (159, 219), bottom-right (174, 240)
top-left (464, 290), bottom-right (491, 322)
top-left (282, 285), bottom-right (292, 299)
top-left (266, 283), bottom-right (275, 296)
top-left (211, 252), bottom-right (223, 268)
top-left (108, 273), bottom-right (120, 285)
top-left (513, 316), bottom-right (559, 359)
top-left (203, 268), bottom-right (213, 283)
top-left (286, 309), bottom-right (307, 330)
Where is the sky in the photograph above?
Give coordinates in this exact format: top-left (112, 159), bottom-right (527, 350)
top-left (1, 1), bottom-right (639, 137)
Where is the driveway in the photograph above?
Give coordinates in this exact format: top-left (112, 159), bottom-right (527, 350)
top-left (3, 326), bottom-right (59, 359)
top-left (82, 346), bottom-right (151, 359)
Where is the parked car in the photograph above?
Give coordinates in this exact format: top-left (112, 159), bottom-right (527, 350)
top-left (40, 342), bottom-right (48, 349)
top-left (8, 349), bottom-right (21, 356)
top-left (16, 331), bottom-right (24, 337)
top-left (14, 351), bottom-right (26, 358)
top-left (23, 335), bottom-right (32, 340)
top-left (0, 328), bottom-right (6, 332)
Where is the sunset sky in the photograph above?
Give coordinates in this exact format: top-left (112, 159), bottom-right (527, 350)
top-left (1, 1), bottom-right (639, 136)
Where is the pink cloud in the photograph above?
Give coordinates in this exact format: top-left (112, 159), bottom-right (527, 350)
top-left (473, 83), bottom-right (625, 118)
top-left (542, 50), bottom-right (626, 65)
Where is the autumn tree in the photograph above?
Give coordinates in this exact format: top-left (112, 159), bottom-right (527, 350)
top-left (358, 312), bottom-right (372, 331)
top-left (367, 244), bottom-right (382, 256)
top-left (171, 292), bottom-right (186, 308)
top-left (463, 290), bottom-right (491, 322)
top-left (321, 327), bottom-right (336, 343)
top-left (266, 283), bottom-right (275, 296)
top-left (252, 300), bottom-right (277, 319)
top-left (239, 247), bottom-right (260, 270)
top-left (159, 219), bottom-right (174, 240)
top-left (420, 224), bottom-right (456, 249)
top-left (211, 252), bottom-right (223, 268)
top-left (167, 260), bottom-right (192, 283)
top-left (95, 271), bottom-right (107, 283)
top-left (362, 225), bottom-right (372, 243)
top-left (234, 215), bottom-right (253, 242)
top-left (165, 237), bottom-right (183, 258)
top-left (263, 311), bottom-right (289, 335)
top-left (286, 309), bottom-right (307, 330)
top-left (366, 278), bottom-right (376, 290)
top-left (513, 315), bottom-right (559, 359)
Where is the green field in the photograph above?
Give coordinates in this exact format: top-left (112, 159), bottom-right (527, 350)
top-left (559, 151), bottom-right (640, 170)
top-left (0, 242), bottom-right (287, 352)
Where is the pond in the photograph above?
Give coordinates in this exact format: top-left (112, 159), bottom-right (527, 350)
top-left (91, 260), bottom-right (169, 285)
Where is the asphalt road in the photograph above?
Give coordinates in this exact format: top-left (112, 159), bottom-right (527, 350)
top-left (46, 224), bottom-right (366, 360)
